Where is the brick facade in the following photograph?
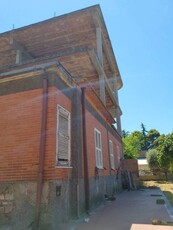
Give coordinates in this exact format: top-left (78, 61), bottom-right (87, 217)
top-left (0, 5), bottom-right (123, 229)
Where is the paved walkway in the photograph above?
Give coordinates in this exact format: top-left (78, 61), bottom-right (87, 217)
top-left (75, 188), bottom-right (173, 230)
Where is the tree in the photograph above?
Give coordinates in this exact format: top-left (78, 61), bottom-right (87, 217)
top-left (123, 131), bottom-right (143, 159)
top-left (141, 123), bottom-right (148, 137)
top-left (122, 130), bottom-right (129, 138)
top-left (146, 149), bottom-right (160, 173)
top-left (140, 123), bottom-right (149, 150)
top-left (160, 132), bottom-right (173, 159)
top-left (153, 134), bottom-right (165, 149)
top-left (147, 129), bottom-right (160, 149)
top-left (157, 151), bottom-right (172, 180)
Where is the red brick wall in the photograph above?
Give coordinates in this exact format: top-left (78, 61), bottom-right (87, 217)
top-left (0, 85), bottom-right (122, 182)
top-left (0, 85), bottom-right (73, 182)
top-left (122, 159), bottom-right (139, 173)
top-left (122, 159), bottom-right (140, 187)
top-left (85, 107), bottom-right (122, 178)
top-left (43, 86), bottom-right (72, 180)
top-left (0, 89), bottom-right (42, 181)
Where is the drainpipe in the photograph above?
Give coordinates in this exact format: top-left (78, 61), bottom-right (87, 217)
top-left (106, 124), bottom-right (111, 176)
top-left (34, 74), bottom-right (48, 229)
top-left (81, 87), bottom-right (90, 213)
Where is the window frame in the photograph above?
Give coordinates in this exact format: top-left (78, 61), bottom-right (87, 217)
top-left (94, 128), bottom-right (103, 169)
top-left (56, 105), bottom-right (71, 167)
top-left (109, 140), bottom-right (115, 170)
top-left (117, 145), bottom-right (121, 165)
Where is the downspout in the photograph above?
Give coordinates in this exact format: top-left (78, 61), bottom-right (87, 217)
top-left (81, 87), bottom-right (90, 213)
top-left (106, 124), bottom-right (111, 176)
top-left (34, 74), bottom-right (48, 229)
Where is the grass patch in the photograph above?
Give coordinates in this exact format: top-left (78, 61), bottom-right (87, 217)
top-left (156, 199), bottom-right (165, 205)
top-left (141, 180), bottom-right (173, 207)
top-left (163, 191), bottom-right (173, 206)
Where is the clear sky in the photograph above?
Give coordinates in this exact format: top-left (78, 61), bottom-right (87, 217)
top-left (1, 0), bottom-right (173, 135)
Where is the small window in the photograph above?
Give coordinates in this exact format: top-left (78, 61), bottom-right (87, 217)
top-left (94, 128), bottom-right (103, 168)
top-left (109, 140), bottom-right (115, 170)
top-left (56, 106), bottom-right (71, 167)
top-left (117, 145), bottom-right (121, 165)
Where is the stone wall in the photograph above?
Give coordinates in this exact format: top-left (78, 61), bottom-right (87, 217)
top-left (89, 175), bottom-right (122, 209)
top-left (0, 181), bottom-right (69, 230)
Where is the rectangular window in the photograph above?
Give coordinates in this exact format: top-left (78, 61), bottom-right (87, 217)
top-left (117, 145), bottom-right (121, 165)
top-left (56, 105), bottom-right (70, 167)
top-left (94, 128), bottom-right (103, 168)
top-left (109, 140), bottom-right (115, 170)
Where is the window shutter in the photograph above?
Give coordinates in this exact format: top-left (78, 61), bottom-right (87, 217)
top-left (94, 129), bottom-right (103, 168)
top-left (109, 140), bottom-right (115, 170)
top-left (56, 106), bottom-right (70, 166)
top-left (117, 145), bottom-right (121, 166)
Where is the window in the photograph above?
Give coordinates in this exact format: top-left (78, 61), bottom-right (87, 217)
top-left (94, 128), bottom-right (103, 168)
top-left (109, 140), bottom-right (115, 170)
top-left (117, 145), bottom-right (121, 165)
top-left (56, 105), bottom-right (70, 167)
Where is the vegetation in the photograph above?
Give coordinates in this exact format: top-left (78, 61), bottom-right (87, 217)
top-left (123, 124), bottom-right (173, 178)
top-left (156, 199), bottom-right (165, 205)
top-left (122, 131), bottom-right (142, 159)
top-left (142, 181), bottom-right (173, 207)
top-left (146, 149), bottom-right (159, 173)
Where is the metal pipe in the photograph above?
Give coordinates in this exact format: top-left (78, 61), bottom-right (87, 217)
top-left (81, 87), bottom-right (90, 213)
top-left (106, 124), bottom-right (111, 176)
top-left (34, 74), bottom-right (48, 229)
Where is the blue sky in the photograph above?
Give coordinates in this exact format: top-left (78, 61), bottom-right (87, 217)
top-left (1, 0), bottom-right (173, 135)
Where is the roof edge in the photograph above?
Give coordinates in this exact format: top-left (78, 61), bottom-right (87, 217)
top-left (0, 4), bottom-right (101, 36)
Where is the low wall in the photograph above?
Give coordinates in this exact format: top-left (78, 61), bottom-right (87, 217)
top-left (139, 170), bottom-right (173, 181)
top-left (122, 159), bottom-right (140, 188)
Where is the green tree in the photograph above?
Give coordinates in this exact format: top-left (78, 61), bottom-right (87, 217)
top-left (147, 129), bottom-right (160, 149)
top-left (122, 130), bottom-right (129, 138)
top-left (141, 123), bottom-right (148, 137)
top-left (141, 123), bottom-right (148, 150)
top-left (160, 132), bottom-right (173, 159)
top-left (158, 151), bottom-right (171, 180)
top-left (153, 134), bottom-right (166, 149)
top-left (123, 131), bottom-right (143, 159)
top-left (146, 149), bottom-right (160, 173)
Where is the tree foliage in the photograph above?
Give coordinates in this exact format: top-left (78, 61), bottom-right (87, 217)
top-left (157, 150), bottom-right (172, 179)
top-left (153, 134), bottom-right (165, 149)
top-left (123, 124), bottom-right (161, 159)
top-left (159, 132), bottom-right (173, 159)
top-left (122, 130), bottom-right (130, 138)
top-left (147, 129), bottom-right (160, 149)
top-left (123, 131), bottom-right (142, 159)
top-left (123, 125), bottom-right (173, 176)
top-left (146, 149), bottom-right (159, 172)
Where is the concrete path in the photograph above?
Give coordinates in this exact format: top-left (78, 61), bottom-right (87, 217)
top-left (75, 189), bottom-right (172, 230)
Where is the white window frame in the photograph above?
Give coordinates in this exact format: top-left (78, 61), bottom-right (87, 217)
top-left (56, 105), bottom-right (71, 167)
top-left (94, 128), bottom-right (103, 169)
top-left (109, 140), bottom-right (115, 170)
top-left (117, 145), bottom-right (121, 166)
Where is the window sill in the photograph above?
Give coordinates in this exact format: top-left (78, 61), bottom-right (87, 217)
top-left (96, 166), bottom-right (104, 170)
top-left (55, 166), bottom-right (73, 169)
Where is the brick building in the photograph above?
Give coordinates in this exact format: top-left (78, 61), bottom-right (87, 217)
top-left (0, 5), bottom-right (123, 229)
